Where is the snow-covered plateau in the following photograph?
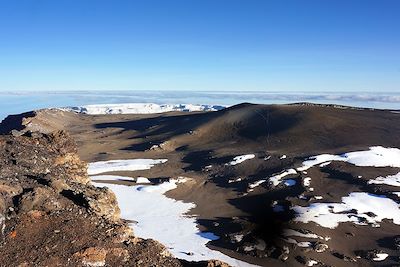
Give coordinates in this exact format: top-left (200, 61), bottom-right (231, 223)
top-left (60, 103), bottom-right (226, 115)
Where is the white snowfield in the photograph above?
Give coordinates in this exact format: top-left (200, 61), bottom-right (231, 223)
top-left (61, 103), bottom-right (226, 115)
top-left (297, 146), bottom-right (400, 171)
top-left (87, 159), bottom-right (167, 175)
top-left (228, 154), bottom-right (256, 166)
top-left (368, 172), bottom-right (400, 187)
top-left (135, 177), bottom-right (151, 184)
top-left (290, 144), bottom-right (400, 252)
top-left (283, 237), bottom-right (312, 248)
top-left (373, 253), bottom-right (389, 261)
top-left (90, 175), bottom-right (134, 181)
top-left (293, 192), bottom-right (400, 228)
top-left (89, 160), bottom-right (258, 267)
top-left (268, 169), bottom-right (297, 186)
top-left (90, 175), bottom-right (152, 183)
top-left (303, 177), bottom-right (311, 187)
top-left (249, 180), bottom-right (266, 189)
top-left (283, 229), bottom-right (325, 240)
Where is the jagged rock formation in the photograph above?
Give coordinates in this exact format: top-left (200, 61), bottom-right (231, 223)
top-left (0, 130), bottom-right (226, 267)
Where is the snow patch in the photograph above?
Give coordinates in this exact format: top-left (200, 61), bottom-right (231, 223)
top-left (136, 178), bottom-right (186, 194)
top-left (88, 159), bottom-right (167, 175)
top-left (228, 154), bottom-right (255, 166)
top-left (268, 169), bottom-right (297, 186)
top-left (303, 177), bottom-right (311, 187)
top-left (136, 177), bottom-right (151, 184)
top-left (90, 175), bottom-right (133, 181)
top-left (368, 172), bottom-right (400, 187)
top-left (293, 192), bottom-right (400, 228)
top-left (283, 229), bottom-right (323, 239)
top-left (298, 146), bottom-right (400, 171)
top-left (249, 180), bottom-right (266, 189)
top-left (228, 177), bottom-right (243, 183)
top-left (373, 253), bottom-right (389, 261)
top-left (232, 234), bottom-right (244, 243)
top-left (306, 260), bottom-right (319, 266)
top-left (319, 161), bottom-right (331, 167)
top-left (283, 238), bottom-right (312, 248)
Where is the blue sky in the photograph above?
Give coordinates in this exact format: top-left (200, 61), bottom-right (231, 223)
top-left (0, 0), bottom-right (399, 92)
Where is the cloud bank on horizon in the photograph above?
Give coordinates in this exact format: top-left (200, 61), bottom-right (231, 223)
top-left (1, 90), bottom-right (399, 105)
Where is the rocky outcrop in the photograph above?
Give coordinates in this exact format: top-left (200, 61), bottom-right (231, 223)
top-left (0, 130), bottom-right (119, 221)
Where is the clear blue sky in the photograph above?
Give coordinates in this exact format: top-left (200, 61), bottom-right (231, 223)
top-left (0, 0), bottom-right (399, 92)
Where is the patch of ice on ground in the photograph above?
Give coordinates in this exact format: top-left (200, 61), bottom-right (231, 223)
top-left (249, 180), bottom-right (266, 189)
top-left (283, 238), bottom-right (312, 248)
top-left (298, 146), bottom-right (400, 171)
top-left (368, 172), bottom-right (400, 187)
top-left (303, 177), bottom-right (311, 187)
top-left (136, 177), bottom-right (151, 184)
top-left (306, 260), bottom-right (319, 266)
top-left (90, 175), bottom-right (152, 184)
top-left (243, 239), bottom-right (266, 252)
top-left (373, 253), bottom-right (389, 261)
top-left (228, 154), bottom-right (255, 166)
top-left (90, 175), bottom-right (134, 181)
top-left (61, 103), bottom-right (226, 114)
top-left (284, 179), bottom-right (296, 186)
top-left (319, 161), bottom-right (331, 167)
top-left (293, 192), bottom-right (400, 228)
top-left (136, 178), bottom-right (187, 193)
top-left (283, 229), bottom-right (323, 239)
top-left (228, 177), bottom-right (243, 183)
top-left (268, 169), bottom-right (297, 186)
top-left (88, 159), bottom-right (167, 175)
top-left (232, 234), bottom-right (244, 243)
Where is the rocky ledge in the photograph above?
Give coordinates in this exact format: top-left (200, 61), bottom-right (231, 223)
top-left (0, 130), bottom-right (228, 267)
